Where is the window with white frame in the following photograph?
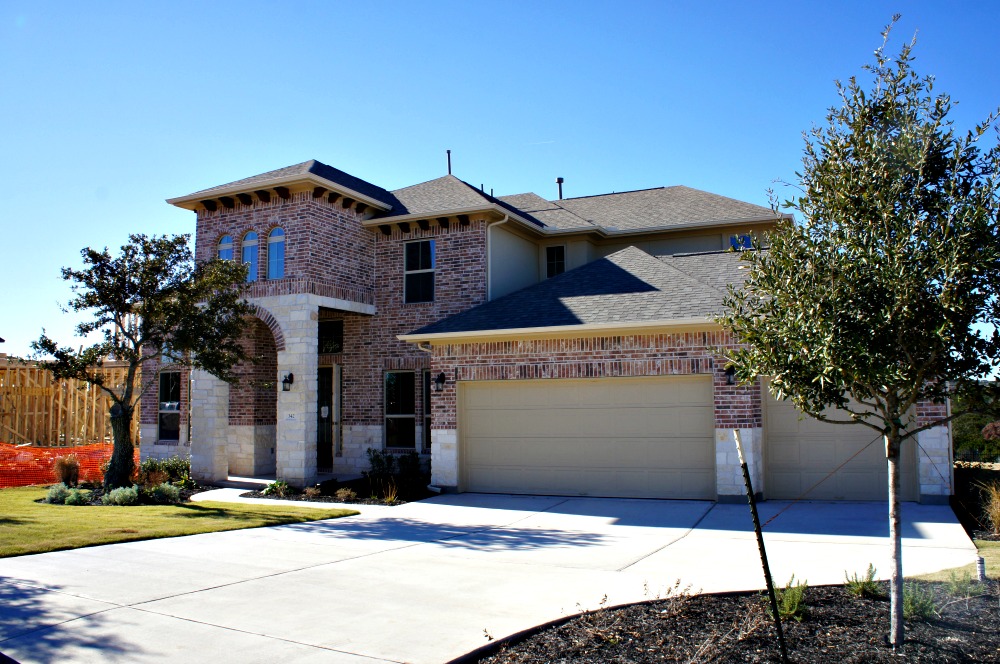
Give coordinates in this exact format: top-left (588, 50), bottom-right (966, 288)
top-left (267, 227), bottom-right (285, 279)
top-left (404, 239), bottom-right (435, 303)
top-left (218, 235), bottom-right (233, 261)
top-left (384, 371), bottom-right (415, 448)
top-left (242, 231), bottom-right (259, 282)
top-left (158, 372), bottom-right (181, 441)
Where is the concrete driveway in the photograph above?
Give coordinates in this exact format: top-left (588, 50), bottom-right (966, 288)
top-left (0, 494), bottom-right (977, 664)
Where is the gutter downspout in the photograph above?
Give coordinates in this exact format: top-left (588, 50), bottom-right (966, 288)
top-left (486, 213), bottom-right (510, 302)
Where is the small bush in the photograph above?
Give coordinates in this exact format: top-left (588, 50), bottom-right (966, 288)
top-left (365, 448), bottom-right (397, 479)
top-left (261, 480), bottom-right (294, 497)
top-left (334, 487), bottom-right (357, 502)
top-left (318, 478), bottom-right (339, 496)
top-left (977, 481), bottom-right (1000, 535)
top-left (382, 479), bottom-right (399, 504)
top-left (45, 483), bottom-right (71, 504)
top-left (138, 456), bottom-right (194, 489)
top-left (845, 564), bottom-right (882, 599)
top-left (773, 575), bottom-right (809, 622)
top-left (160, 456), bottom-right (191, 482)
top-left (303, 485), bottom-right (322, 499)
top-left (147, 482), bottom-right (181, 504)
top-left (64, 489), bottom-right (90, 506)
top-left (903, 581), bottom-right (937, 621)
top-left (102, 485), bottom-right (140, 506)
top-left (945, 570), bottom-right (986, 598)
top-left (53, 454), bottom-right (80, 487)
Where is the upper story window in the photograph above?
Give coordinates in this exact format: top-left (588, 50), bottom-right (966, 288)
top-left (546, 245), bottom-right (566, 278)
top-left (404, 239), bottom-right (435, 303)
top-left (242, 231), bottom-right (259, 282)
top-left (218, 235), bottom-right (233, 261)
top-left (267, 227), bottom-right (285, 279)
top-left (730, 234), bottom-right (753, 251)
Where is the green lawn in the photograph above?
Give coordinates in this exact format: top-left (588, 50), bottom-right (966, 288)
top-left (913, 539), bottom-right (1000, 583)
top-left (0, 486), bottom-right (358, 558)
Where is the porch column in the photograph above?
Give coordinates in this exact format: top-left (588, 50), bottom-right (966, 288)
top-left (275, 307), bottom-right (319, 487)
top-left (189, 369), bottom-right (229, 483)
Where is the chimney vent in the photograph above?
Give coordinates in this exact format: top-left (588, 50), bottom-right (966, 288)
top-left (446, 149), bottom-right (452, 175)
top-left (556, 177), bottom-right (564, 200)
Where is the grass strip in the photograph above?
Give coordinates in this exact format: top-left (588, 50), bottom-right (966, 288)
top-left (0, 486), bottom-right (357, 558)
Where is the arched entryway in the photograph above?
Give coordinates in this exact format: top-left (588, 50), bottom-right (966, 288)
top-left (227, 317), bottom-right (279, 476)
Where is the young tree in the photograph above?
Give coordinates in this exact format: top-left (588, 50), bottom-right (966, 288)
top-left (33, 234), bottom-right (254, 489)
top-left (720, 19), bottom-right (1000, 647)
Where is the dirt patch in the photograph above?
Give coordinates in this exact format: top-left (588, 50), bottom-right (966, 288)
top-left (470, 581), bottom-right (1000, 663)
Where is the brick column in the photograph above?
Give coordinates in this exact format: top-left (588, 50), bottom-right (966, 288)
top-left (714, 371), bottom-right (764, 502)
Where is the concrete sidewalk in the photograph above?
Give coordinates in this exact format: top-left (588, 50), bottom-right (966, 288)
top-left (0, 494), bottom-right (978, 663)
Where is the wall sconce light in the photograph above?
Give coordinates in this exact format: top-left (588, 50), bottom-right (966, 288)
top-left (433, 372), bottom-right (447, 393)
top-left (724, 366), bottom-right (737, 386)
top-left (281, 373), bottom-right (294, 392)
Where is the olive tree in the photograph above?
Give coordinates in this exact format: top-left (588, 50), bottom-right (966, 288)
top-left (34, 233), bottom-right (253, 489)
top-left (720, 20), bottom-right (1000, 647)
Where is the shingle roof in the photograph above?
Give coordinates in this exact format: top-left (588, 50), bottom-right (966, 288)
top-left (498, 193), bottom-right (596, 230)
top-left (383, 176), bottom-right (544, 227)
top-left (554, 186), bottom-right (775, 231)
top-left (407, 247), bottom-right (750, 336)
top-left (186, 159), bottom-right (397, 208)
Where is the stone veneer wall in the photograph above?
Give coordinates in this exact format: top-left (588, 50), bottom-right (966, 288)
top-left (915, 400), bottom-right (953, 502)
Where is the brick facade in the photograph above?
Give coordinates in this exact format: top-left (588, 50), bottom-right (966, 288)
top-left (428, 330), bottom-right (760, 430)
top-left (228, 318), bottom-right (278, 427)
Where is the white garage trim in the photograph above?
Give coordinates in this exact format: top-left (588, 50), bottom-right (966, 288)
top-left (458, 375), bottom-right (715, 499)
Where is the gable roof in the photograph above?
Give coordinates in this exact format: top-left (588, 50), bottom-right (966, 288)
top-left (379, 175), bottom-right (544, 227)
top-left (401, 247), bottom-right (751, 340)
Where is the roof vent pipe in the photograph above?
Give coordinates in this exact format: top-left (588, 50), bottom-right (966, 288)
top-left (556, 177), bottom-right (564, 200)
top-left (446, 149), bottom-right (452, 175)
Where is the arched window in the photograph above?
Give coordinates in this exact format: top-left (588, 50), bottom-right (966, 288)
top-left (267, 227), bottom-right (285, 279)
top-left (217, 235), bottom-right (233, 261)
top-left (242, 231), bottom-right (259, 282)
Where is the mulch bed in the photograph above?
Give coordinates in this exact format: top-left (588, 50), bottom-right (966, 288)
top-left (470, 581), bottom-right (1000, 663)
top-left (239, 475), bottom-right (435, 506)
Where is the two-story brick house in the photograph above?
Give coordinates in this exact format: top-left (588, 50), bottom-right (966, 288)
top-left (140, 159), bottom-right (953, 503)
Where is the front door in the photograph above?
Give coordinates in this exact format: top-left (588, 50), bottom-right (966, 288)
top-left (317, 366), bottom-right (341, 472)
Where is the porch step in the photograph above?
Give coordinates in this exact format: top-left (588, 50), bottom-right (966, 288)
top-left (215, 475), bottom-right (274, 491)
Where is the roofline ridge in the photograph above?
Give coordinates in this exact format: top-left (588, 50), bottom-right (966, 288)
top-left (558, 186), bottom-right (666, 201)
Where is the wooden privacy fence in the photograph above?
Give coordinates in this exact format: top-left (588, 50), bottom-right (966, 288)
top-left (0, 358), bottom-right (141, 447)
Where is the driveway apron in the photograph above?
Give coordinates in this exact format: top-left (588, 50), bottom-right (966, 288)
top-left (0, 494), bottom-right (976, 663)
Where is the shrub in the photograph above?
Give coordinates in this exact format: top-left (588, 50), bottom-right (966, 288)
top-left (45, 483), bottom-right (71, 504)
top-left (147, 482), bottom-right (181, 504)
top-left (382, 478), bottom-right (399, 504)
top-left (845, 563), bottom-right (882, 599)
top-left (303, 485), bottom-right (321, 499)
top-left (334, 487), bottom-right (357, 502)
top-left (977, 481), bottom-right (1000, 535)
top-left (365, 448), bottom-right (397, 480)
top-left (160, 456), bottom-right (192, 483)
top-left (53, 454), bottom-right (80, 487)
top-left (64, 488), bottom-right (90, 506)
top-left (318, 478), bottom-right (339, 496)
top-left (945, 570), bottom-right (986, 598)
top-left (903, 582), bottom-right (937, 621)
top-left (773, 575), bottom-right (809, 622)
top-left (261, 480), bottom-right (294, 497)
top-left (102, 485), bottom-right (140, 506)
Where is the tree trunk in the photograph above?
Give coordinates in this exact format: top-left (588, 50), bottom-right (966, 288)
top-left (104, 403), bottom-right (135, 489)
top-left (887, 434), bottom-right (904, 647)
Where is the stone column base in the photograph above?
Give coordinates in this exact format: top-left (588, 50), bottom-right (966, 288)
top-left (715, 428), bottom-right (764, 501)
top-left (431, 429), bottom-right (458, 490)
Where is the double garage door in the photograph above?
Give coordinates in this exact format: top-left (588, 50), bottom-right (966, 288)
top-left (459, 375), bottom-right (917, 502)
top-left (460, 376), bottom-right (716, 500)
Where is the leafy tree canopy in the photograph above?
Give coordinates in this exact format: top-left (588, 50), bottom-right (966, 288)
top-left (722, 24), bottom-right (1000, 435)
top-left (33, 233), bottom-right (253, 487)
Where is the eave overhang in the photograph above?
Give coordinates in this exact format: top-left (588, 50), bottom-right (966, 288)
top-left (397, 317), bottom-right (720, 345)
top-left (167, 172), bottom-right (394, 214)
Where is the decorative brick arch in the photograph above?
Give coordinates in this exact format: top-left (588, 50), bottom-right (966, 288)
top-left (249, 305), bottom-right (286, 351)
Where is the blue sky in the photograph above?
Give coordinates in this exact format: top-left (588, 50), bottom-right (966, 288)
top-left (1, 1), bottom-right (998, 356)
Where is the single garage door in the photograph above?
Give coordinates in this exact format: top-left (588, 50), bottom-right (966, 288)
top-left (460, 376), bottom-right (715, 499)
top-left (764, 387), bottom-right (917, 501)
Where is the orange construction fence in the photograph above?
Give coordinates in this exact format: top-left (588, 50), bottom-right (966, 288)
top-left (0, 442), bottom-right (139, 488)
